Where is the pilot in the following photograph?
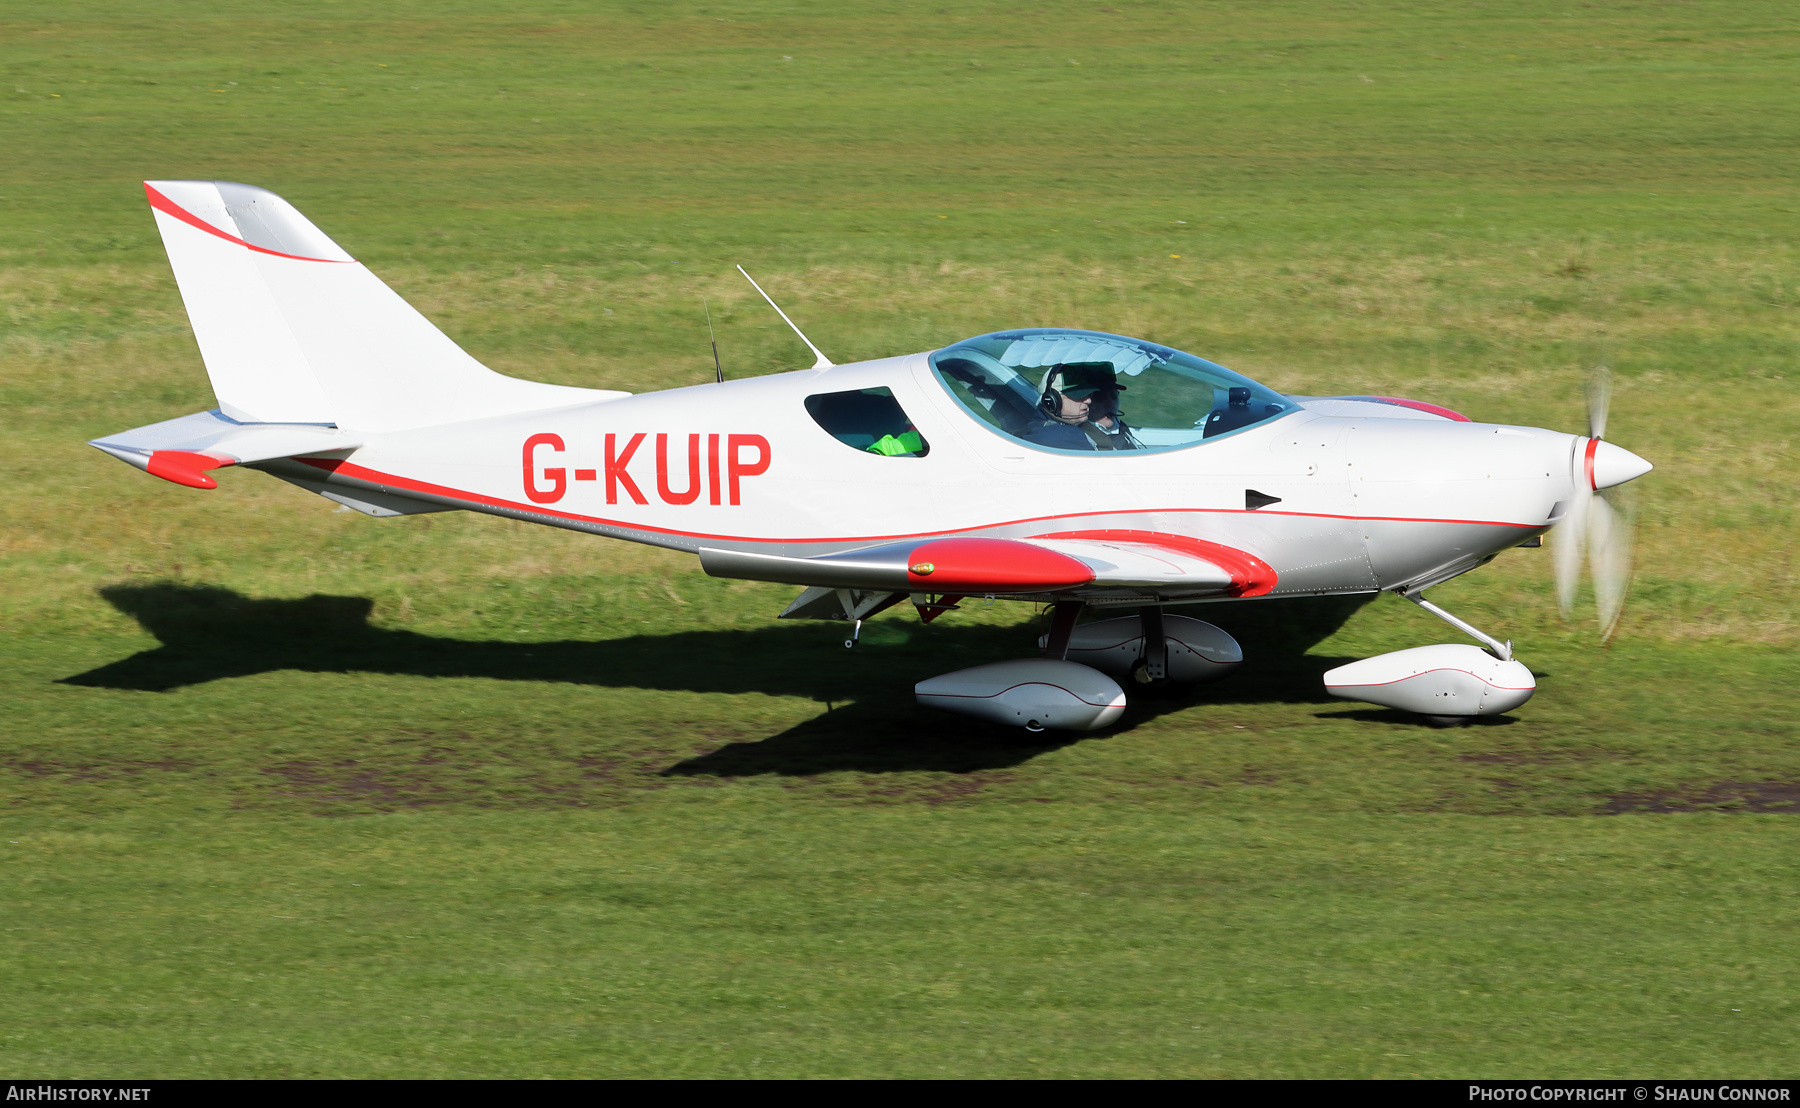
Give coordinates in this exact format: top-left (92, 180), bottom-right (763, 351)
top-left (1021, 378), bottom-right (1094, 450)
top-left (1022, 363), bottom-right (1134, 451)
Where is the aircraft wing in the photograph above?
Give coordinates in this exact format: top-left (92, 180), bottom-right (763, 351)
top-left (89, 409), bottom-right (359, 489)
top-left (700, 529), bottom-right (1275, 598)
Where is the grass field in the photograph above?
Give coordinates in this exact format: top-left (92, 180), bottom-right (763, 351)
top-left (4, 0), bottom-right (1799, 1078)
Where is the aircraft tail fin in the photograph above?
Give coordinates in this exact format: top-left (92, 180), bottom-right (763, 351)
top-left (143, 180), bottom-right (621, 432)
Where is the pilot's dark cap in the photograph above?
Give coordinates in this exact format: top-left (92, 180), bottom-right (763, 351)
top-left (1057, 362), bottom-right (1127, 399)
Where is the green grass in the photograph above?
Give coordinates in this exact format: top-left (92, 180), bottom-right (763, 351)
top-left (3, 0), bottom-right (1799, 1078)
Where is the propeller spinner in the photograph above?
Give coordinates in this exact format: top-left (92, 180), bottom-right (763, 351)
top-left (1553, 368), bottom-right (1654, 639)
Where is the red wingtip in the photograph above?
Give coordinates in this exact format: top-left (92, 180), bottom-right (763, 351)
top-left (145, 450), bottom-right (233, 489)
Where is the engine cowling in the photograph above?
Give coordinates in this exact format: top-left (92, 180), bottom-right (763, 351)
top-left (915, 659), bottom-right (1127, 732)
top-left (1322, 644), bottom-right (1535, 717)
top-left (1037, 614), bottom-right (1241, 684)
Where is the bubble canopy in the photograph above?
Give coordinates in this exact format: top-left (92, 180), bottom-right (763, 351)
top-left (928, 329), bottom-right (1296, 454)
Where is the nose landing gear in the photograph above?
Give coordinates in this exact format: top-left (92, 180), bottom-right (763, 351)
top-left (1323, 589), bottom-right (1536, 722)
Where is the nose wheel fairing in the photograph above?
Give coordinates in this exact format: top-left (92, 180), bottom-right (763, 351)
top-left (1324, 644), bottom-right (1536, 719)
top-left (1323, 590), bottom-right (1535, 721)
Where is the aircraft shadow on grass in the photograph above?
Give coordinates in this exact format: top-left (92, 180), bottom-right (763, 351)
top-left (63, 583), bottom-right (1374, 776)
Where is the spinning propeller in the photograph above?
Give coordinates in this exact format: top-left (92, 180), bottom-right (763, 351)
top-left (1553, 368), bottom-right (1654, 639)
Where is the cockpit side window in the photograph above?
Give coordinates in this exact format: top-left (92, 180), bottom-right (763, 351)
top-left (932, 350), bottom-right (1043, 439)
top-left (928, 329), bottom-right (1295, 454)
top-left (804, 387), bottom-right (930, 457)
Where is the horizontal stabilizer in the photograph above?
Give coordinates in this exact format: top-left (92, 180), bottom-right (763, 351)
top-left (89, 410), bottom-right (358, 490)
top-left (253, 459), bottom-right (458, 517)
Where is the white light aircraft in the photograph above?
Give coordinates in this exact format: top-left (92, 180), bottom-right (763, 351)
top-left (91, 181), bottom-right (1654, 731)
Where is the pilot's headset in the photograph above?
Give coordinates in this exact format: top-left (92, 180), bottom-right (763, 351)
top-left (1038, 365), bottom-right (1070, 416)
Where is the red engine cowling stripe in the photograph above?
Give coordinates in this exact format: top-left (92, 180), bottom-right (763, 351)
top-left (1365, 395), bottom-right (1472, 422)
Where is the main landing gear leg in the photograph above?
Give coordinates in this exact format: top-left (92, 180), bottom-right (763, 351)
top-left (1130, 604), bottom-right (1168, 687)
top-left (1041, 600), bottom-right (1086, 661)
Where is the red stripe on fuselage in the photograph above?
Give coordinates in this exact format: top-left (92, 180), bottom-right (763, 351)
top-left (296, 457), bottom-right (1538, 545)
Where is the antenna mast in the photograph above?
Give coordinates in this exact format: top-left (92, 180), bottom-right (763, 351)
top-left (736, 265), bottom-right (834, 369)
top-left (703, 297), bottom-right (724, 384)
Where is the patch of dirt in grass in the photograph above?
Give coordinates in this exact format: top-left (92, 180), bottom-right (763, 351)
top-left (1601, 781), bottom-right (1800, 815)
top-left (1, 756), bottom-right (190, 781)
top-left (258, 749), bottom-right (691, 814)
top-left (846, 771), bottom-right (1016, 806)
top-left (515, 755), bottom-right (673, 805)
top-left (263, 760), bottom-right (451, 813)
top-left (256, 742), bottom-right (1014, 812)
top-left (570, 754), bottom-right (639, 782)
top-left (1459, 751), bottom-right (1570, 765)
top-left (1404, 749), bottom-right (1616, 815)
